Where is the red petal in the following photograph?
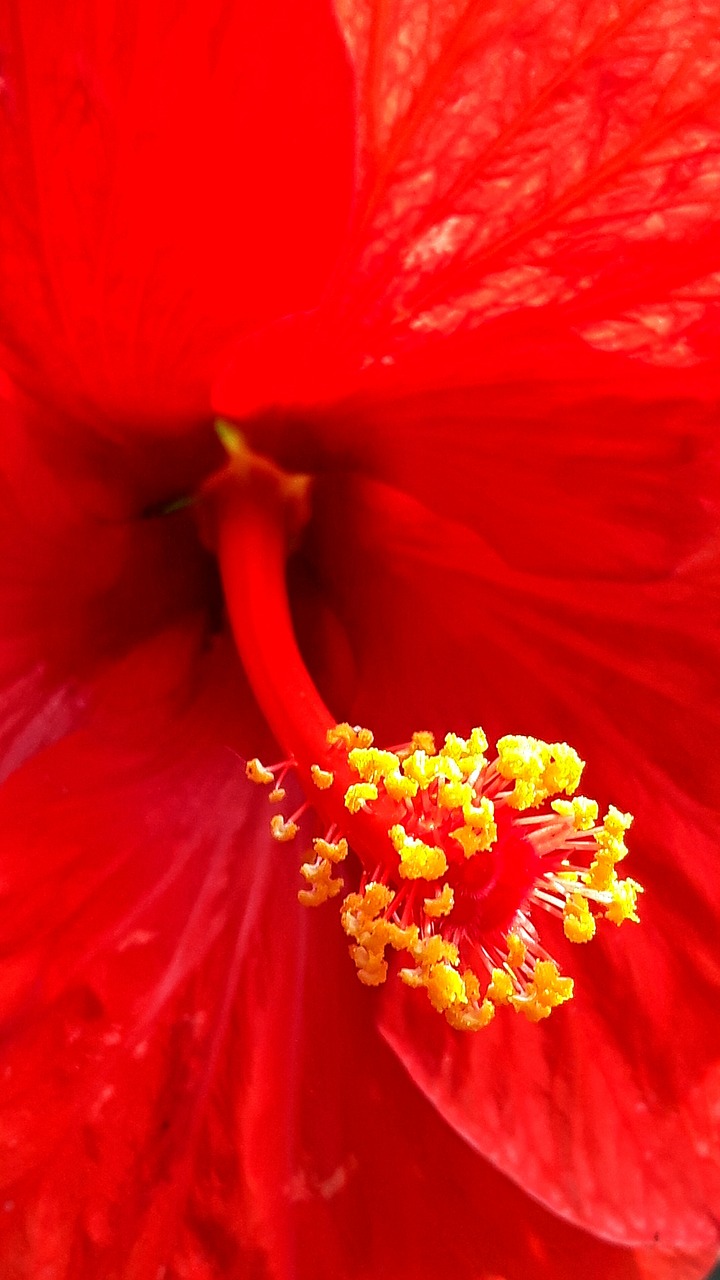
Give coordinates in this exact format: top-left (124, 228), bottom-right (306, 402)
top-left (0, 626), bottom-right (277, 1277)
top-left (220, 822), bottom-right (667, 1280)
top-left (294, 472), bottom-right (720, 1251)
top-left (0, 0), bottom-right (354, 433)
top-left (333, 0), bottom-right (720, 368)
top-left (216, 0), bottom-right (720, 431)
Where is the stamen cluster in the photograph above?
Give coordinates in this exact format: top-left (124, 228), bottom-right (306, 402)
top-left (247, 724), bottom-right (642, 1032)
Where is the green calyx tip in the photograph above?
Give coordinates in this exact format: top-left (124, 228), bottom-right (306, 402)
top-left (215, 419), bottom-right (246, 456)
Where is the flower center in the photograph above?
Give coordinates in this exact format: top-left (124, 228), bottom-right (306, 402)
top-left (208, 433), bottom-right (642, 1031)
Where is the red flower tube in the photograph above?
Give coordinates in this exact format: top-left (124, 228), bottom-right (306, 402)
top-left (0, 1), bottom-right (719, 1278)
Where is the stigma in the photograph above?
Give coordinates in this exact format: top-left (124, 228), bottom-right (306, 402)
top-left (247, 726), bottom-right (642, 1032)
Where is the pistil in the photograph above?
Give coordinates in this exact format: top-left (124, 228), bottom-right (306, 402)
top-left (209, 438), bottom-right (642, 1031)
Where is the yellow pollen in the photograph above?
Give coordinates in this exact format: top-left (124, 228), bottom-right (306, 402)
top-left (437, 779), bottom-right (472, 811)
top-left (347, 747), bottom-right (400, 783)
top-left (340, 883), bottom-right (419, 987)
top-left (401, 750), bottom-right (437, 789)
top-left (563, 893), bottom-right (597, 943)
top-left (327, 722), bottom-right (374, 750)
top-left (496, 735), bottom-right (584, 809)
top-left (269, 786), bottom-right (286, 802)
top-left (462, 795), bottom-right (497, 836)
top-left (279, 717), bottom-right (641, 1034)
top-left (449, 822), bottom-right (493, 859)
top-left (506, 933), bottom-right (526, 968)
top-left (386, 921), bottom-right (421, 951)
top-left (270, 814), bottom-right (298, 843)
top-left (606, 877), bottom-right (643, 925)
top-left (446, 996), bottom-right (495, 1031)
top-left (344, 782), bottom-right (378, 813)
top-left (487, 968), bottom-right (514, 1004)
top-left (424, 963), bottom-right (468, 1012)
top-left (512, 960), bottom-right (573, 1021)
top-left (442, 728), bottom-right (488, 775)
top-left (551, 795), bottom-right (599, 831)
top-left (603, 805), bottom-right (634, 838)
top-left (384, 770), bottom-right (419, 801)
top-left (246, 758), bottom-right (274, 785)
top-left (312, 836), bottom-right (349, 864)
top-left (423, 883), bottom-right (455, 917)
top-left (584, 855), bottom-right (617, 893)
top-left (389, 824), bottom-right (448, 880)
top-left (298, 857), bottom-right (343, 907)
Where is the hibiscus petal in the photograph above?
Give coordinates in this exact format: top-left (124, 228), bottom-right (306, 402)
top-left (0, 625), bottom-right (279, 1277)
top-left (216, 0), bottom-right (720, 455)
top-left (292, 472), bottom-right (720, 1251)
top-left (0, 0), bottom-right (354, 433)
top-left (333, 0), bottom-right (720, 364)
top-left (231, 817), bottom-right (666, 1280)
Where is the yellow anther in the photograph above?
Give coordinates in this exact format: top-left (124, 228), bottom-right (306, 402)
top-left (270, 815), bottom-right (298, 843)
top-left (386, 922), bottom-right (420, 952)
top-left (351, 945), bottom-right (388, 985)
top-left (341, 883), bottom-right (394, 934)
top-left (467, 726), bottom-right (489, 756)
top-left (347, 747), bottom-right (400, 783)
top-left (606, 877), bottom-right (643, 925)
top-left (411, 935), bottom-right (459, 968)
top-left (312, 837), bottom-right (349, 864)
top-left (513, 960), bottom-right (573, 1021)
top-left (326, 722), bottom-right (374, 750)
top-left (269, 787), bottom-right (286, 803)
top-left (446, 997), bottom-right (495, 1031)
top-left (487, 968), bottom-right (514, 1004)
top-left (551, 796), bottom-right (599, 831)
top-left (408, 730), bottom-right (436, 754)
top-left (563, 893), bottom-right (597, 943)
top-left (399, 966), bottom-right (423, 989)
top-left (384, 770), bottom-right (419, 801)
top-left (437, 779), bottom-right (473, 811)
top-left (595, 829), bottom-right (629, 864)
top-left (401, 750), bottom-right (437, 789)
top-left (603, 805), bottom-right (633, 838)
top-left (462, 795), bottom-right (497, 839)
top-left (584, 855), bottom-right (617, 893)
top-left (246, 758), bottom-right (274, 785)
top-left (442, 733), bottom-right (472, 761)
top-left (298, 858), bottom-right (343, 907)
top-left (442, 728), bottom-right (488, 775)
top-left (424, 963), bottom-right (467, 1012)
top-left (344, 782), bottom-right (378, 813)
top-left (389, 824), bottom-right (447, 880)
top-left (310, 764), bottom-right (335, 790)
top-left (496, 735), bottom-right (584, 809)
top-left (506, 933), bottom-right (526, 968)
top-left (423, 884), bottom-right (455, 918)
top-left (449, 822), bottom-right (493, 859)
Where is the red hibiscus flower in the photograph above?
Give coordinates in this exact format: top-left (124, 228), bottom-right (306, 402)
top-left (0, 1), bottom-right (719, 1278)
